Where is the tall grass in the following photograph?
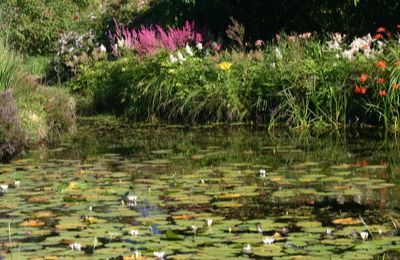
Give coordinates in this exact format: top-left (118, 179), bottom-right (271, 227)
top-left (0, 40), bottom-right (24, 91)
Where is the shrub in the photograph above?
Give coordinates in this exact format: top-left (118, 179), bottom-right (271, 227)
top-left (0, 90), bottom-right (26, 162)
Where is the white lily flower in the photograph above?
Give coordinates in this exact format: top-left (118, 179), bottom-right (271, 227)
top-left (177, 51), bottom-right (186, 63)
top-left (243, 244), bottom-right (251, 253)
top-left (117, 39), bottom-right (125, 48)
top-left (185, 44), bottom-right (194, 56)
top-left (153, 251), bottom-right (165, 259)
top-left (129, 229), bottom-right (139, 236)
top-left (274, 47), bottom-right (283, 60)
top-left (169, 53), bottom-right (178, 63)
top-left (262, 237), bottom-right (275, 245)
top-left (359, 231), bottom-right (369, 241)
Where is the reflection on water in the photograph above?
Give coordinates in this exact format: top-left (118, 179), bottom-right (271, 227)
top-left (1, 117), bottom-right (400, 259)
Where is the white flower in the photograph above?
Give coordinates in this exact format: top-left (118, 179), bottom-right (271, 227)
top-left (191, 225), bottom-right (198, 234)
top-left (89, 206), bottom-right (93, 211)
top-left (153, 251), bottom-right (165, 259)
top-left (196, 42), bottom-right (203, 51)
top-left (133, 250), bottom-right (141, 258)
top-left (228, 226), bottom-right (232, 233)
top-left (113, 43), bottom-right (118, 51)
top-left (262, 237), bottom-right (275, 245)
top-left (13, 181), bottom-right (20, 188)
top-left (243, 244), bottom-right (251, 253)
top-left (206, 219), bottom-right (213, 227)
top-left (69, 242), bottom-right (81, 251)
top-left (274, 47), bottom-right (282, 60)
top-left (378, 229), bottom-right (383, 235)
top-left (259, 169), bottom-right (266, 178)
top-left (117, 39), bottom-right (125, 48)
top-left (256, 224), bottom-right (263, 234)
top-left (0, 184), bottom-right (9, 192)
top-left (100, 44), bottom-right (106, 52)
top-left (177, 51), bottom-right (186, 63)
top-left (185, 44), bottom-right (194, 56)
top-left (326, 228), bottom-right (332, 235)
top-left (129, 229), bottom-right (139, 236)
top-left (169, 53), bottom-right (178, 63)
top-left (359, 231), bottom-right (369, 241)
top-left (270, 62), bottom-right (276, 69)
top-left (126, 195), bottom-right (137, 203)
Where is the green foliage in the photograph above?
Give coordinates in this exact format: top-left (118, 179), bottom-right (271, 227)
top-left (0, 0), bottom-right (101, 55)
top-left (0, 40), bottom-right (24, 91)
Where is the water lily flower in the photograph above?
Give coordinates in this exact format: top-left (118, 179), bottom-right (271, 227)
top-left (100, 44), bottom-right (106, 52)
top-left (326, 228), bottom-right (332, 235)
top-left (12, 181), bottom-right (20, 188)
top-left (206, 219), bottom-right (213, 227)
top-left (133, 250), bottom-right (141, 258)
top-left (185, 44), bottom-right (194, 57)
top-left (196, 42), bottom-right (203, 51)
top-left (169, 54), bottom-right (178, 63)
top-left (129, 229), bottom-right (139, 236)
top-left (255, 39), bottom-right (264, 47)
top-left (243, 244), bottom-right (251, 253)
top-left (259, 169), bottom-right (266, 178)
top-left (153, 251), bottom-right (165, 259)
top-left (69, 242), bottom-right (82, 251)
top-left (359, 231), bottom-right (369, 241)
top-left (126, 195), bottom-right (137, 207)
top-left (262, 237), bottom-right (275, 244)
top-left (177, 51), bottom-right (186, 63)
top-left (256, 224), bottom-right (263, 234)
top-left (0, 184), bottom-right (8, 193)
top-left (378, 229), bottom-right (383, 235)
top-left (228, 226), bottom-right (232, 233)
top-left (191, 225), bottom-right (198, 234)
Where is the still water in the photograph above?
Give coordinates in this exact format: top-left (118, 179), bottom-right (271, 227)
top-left (1, 117), bottom-right (400, 259)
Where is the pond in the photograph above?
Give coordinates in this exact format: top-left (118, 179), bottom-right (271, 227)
top-left (1, 117), bottom-right (400, 259)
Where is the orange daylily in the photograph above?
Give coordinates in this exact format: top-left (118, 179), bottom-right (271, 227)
top-left (360, 73), bottom-right (368, 83)
top-left (374, 33), bottom-right (383, 40)
top-left (376, 27), bottom-right (386, 33)
top-left (354, 85), bottom-right (367, 95)
top-left (395, 60), bottom-right (400, 66)
top-left (393, 84), bottom-right (400, 90)
top-left (377, 78), bottom-right (385, 84)
top-left (377, 60), bottom-right (386, 69)
top-left (379, 90), bottom-right (387, 97)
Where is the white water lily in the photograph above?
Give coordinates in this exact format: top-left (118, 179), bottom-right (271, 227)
top-left (256, 224), bottom-right (263, 234)
top-left (185, 44), bottom-right (194, 56)
top-left (169, 53), bottom-right (178, 63)
top-left (0, 184), bottom-right (8, 193)
top-left (196, 42), bottom-right (203, 51)
top-left (326, 228), bottom-right (332, 235)
top-left (228, 226), bottom-right (232, 233)
top-left (243, 244), bottom-right (251, 253)
top-left (262, 237), bottom-right (275, 245)
top-left (274, 47), bottom-right (283, 60)
top-left (153, 251), bottom-right (165, 259)
top-left (177, 51), bottom-right (186, 63)
top-left (126, 195), bottom-right (137, 203)
top-left (259, 169), bottom-right (266, 178)
top-left (129, 229), bottom-right (139, 236)
top-left (191, 225), bottom-right (198, 234)
top-left (133, 250), bottom-right (141, 258)
top-left (359, 231), bottom-right (369, 241)
top-left (206, 219), bottom-right (213, 227)
top-left (100, 44), bottom-right (106, 52)
top-left (378, 229), bottom-right (383, 235)
top-left (13, 181), bottom-right (20, 188)
top-left (69, 242), bottom-right (82, 251)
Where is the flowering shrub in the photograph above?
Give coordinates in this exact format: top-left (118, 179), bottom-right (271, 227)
top-left (0, 90), bottom-right (26, 162)
top-left (109, 21), bottom-right (204, 56)
top-left (49, 31), bottom-right (107, 82)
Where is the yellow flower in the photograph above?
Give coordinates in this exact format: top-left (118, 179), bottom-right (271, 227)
top-left (218, 61), bottom-right (233, 71)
